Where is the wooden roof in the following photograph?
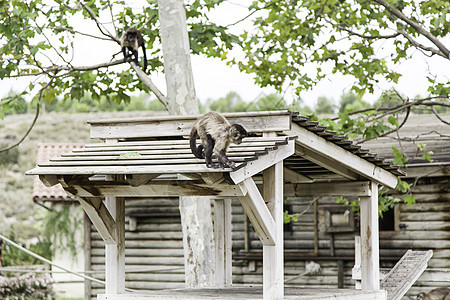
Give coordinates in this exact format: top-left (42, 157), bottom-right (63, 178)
top-left (362, 113), bottom-right (450, 178)
top-left (26, 111), bottom-right (401, 189)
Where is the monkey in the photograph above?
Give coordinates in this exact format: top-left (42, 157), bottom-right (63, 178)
top-left (417, 288), bottom-right (450, 300)
top-left (190, 112), bottom-right (247, 169)
top-left (120, 28), bottom-right (147, 72)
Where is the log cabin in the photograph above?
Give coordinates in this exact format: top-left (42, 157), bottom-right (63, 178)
top-left (28, 111), bottom-right (445, 300)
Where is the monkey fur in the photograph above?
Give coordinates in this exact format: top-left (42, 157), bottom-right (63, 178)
top-left (121, 28), bottom-right (147, 72)
top-left (417, 288), bottom-right (450, 300)
top-left (190, 112), bottom-right (247, 169)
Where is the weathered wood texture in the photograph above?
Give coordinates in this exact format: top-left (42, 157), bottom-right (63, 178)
top-left (89, 198), bottom-right (185, 297)
top-left (230, 177), bottom-right (450, 299)
top-left (96, 286), bottom-right (386, 300)
top-left (381, 250), bottom-right (433, 300)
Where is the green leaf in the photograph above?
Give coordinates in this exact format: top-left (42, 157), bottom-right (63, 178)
top-left (388, 116), bottom-right (399, 127)
top-left (119, 151), bottom-right (142, 158)
top-left (404, 195), bottom-right (415, 206)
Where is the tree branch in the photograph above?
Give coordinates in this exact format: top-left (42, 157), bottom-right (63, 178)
top-left (129, 61), bottom-right (168, 109)
top-left (372, 0), bottom-right (450, 59)
top-left (78, 0), bottom-right (119, 43)
top-left (431, 106), bottom-right (450, 126)
top-left (398, 29), bottom-right (447, 58)
top-left (333, 23), bottom-right (401, 40)
top-left (51, 26), bottom-right (112, 41)
top-left (0, 78), bottom-right (55, 152)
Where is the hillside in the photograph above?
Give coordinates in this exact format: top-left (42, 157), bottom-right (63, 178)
top-left (0, 110), bottom-right (163, 241)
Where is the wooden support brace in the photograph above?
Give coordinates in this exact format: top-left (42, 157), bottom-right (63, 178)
top-left (77, 197), bottom-right (117, 244)
top-left (230, 139), bottom-right (295, 184)
top-left (237, 178), bottom-right (276, 246)
top-left (360, 181), bottom-right (380, 290)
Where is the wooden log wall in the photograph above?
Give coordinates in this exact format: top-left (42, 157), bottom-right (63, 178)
top-left (89, 198), bottom-right (185, 299)
top-left (231, 177), bottom-right (450, 296)
top-left (389, 177), bottom-right (450, 299)
top-left (87, 176), bottom-right (449, 298)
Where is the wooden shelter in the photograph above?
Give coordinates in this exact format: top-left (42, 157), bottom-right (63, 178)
top-left (27, 111), bottom-right (403, 300)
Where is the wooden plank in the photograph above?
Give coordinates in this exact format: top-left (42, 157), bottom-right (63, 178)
top-left (95, 286), bottom-right (388, 300)
top-left (263, 161), bottom-right (284, 300)
top-left (287, 123), bottom-right (399, 188)
top-left (26, 164), bottom-right (233, 175)
top-left (381, 250), bottom-right (433, 300)
top-left (89, 111), bottom-right (292, 139)
top-left (60, 146), bottom-right (274, 157)
top-left (284, 181), bottom-right (372, 197)
top-left (77, 197), bottom-right (117, 244)
top-left (360, 182), bottom-right (380, 290)
top-left (403, 165), bottom-right (450, 178)
top-left (230, 139), bottom-right (295, 184)
top-left (69, 182), bottom-right (245, 197)
top-left (105, 196), bottom-right (125, 294)
top-left (283, 168), bottom-right (313, 183)
top-left (353, 236), bottom-right (362, 289)
top-left (295, 144), bottom-right (361, 181)
top-left (85, 136), bottom-right (294, 148)
top-left (237, 178), bottom-right (276, 246)
top-left (224, 198), bottom-right (232, 287)
top-left (84, 213), bottom-right (92, 299)
top-left (53, 152), bottom-right (259, 161)
top-left (213, 199), bottom-right (229, 287)
top-left (41, 157), bottom-right (253, 166)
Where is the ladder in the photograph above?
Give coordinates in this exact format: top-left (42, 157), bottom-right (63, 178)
top-left (381, 250), bottom-right (433, 300)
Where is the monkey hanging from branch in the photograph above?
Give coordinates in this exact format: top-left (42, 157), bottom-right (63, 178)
top-left (190, 112), bottom-right (248, 169)
top-left (120, 28), bottom-right (147, 72)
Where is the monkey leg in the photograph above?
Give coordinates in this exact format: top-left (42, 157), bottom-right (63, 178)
top-left (214, 147), bottom-right (235, 169)
top-left (204, 135), bottom-right (218, 168)
top-left (132, 50), bottom-right (139, 65)
top-left (196, 145), bottom-right (205, 158)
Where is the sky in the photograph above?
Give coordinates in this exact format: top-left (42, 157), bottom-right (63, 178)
top-left (1, 0), bottom-right (449, 108)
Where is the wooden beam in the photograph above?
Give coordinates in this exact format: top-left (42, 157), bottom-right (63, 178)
top-left (283, 181), bottom-right (372, 197)
top-left (230, 140), bottom-right (295, 184)
top-left (295, 144), bottom-right (361, 181)
top-left (88, 111), bottom-right (292, 139)
top-left (125, 174), bottom-right (160, 187)
top-left (68, 181), bottom-right (244, 197)
top-left (76, 197), bottom-right (117, 244)
top-left (360, 181), bottom-right (380, 290)
top-left (283, 167), bottom-right (313, 183)
top-left (237, 178), bottom-right (276, 246)
top-left (288, 123), bottom-right (399, 188)
top-left (39, 175), bottom-right (59, 187)
top-left (263, 162), bottom-right (284, 300)
top-left (26, 164), bottom-right (230, 175)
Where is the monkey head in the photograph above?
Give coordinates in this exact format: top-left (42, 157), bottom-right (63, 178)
top-left (229, 124), bottom-right (247, 145)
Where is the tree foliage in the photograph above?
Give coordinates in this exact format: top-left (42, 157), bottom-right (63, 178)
top-left (0, 0), bottom-right (236, 115)
top-left (237, 0), bottom-right (450, 97)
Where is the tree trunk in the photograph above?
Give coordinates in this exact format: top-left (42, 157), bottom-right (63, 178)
top-left (158, 0), bottom-right (216, 288)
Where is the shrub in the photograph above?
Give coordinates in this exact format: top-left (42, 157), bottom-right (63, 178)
top-left (0, 273), bottom-right (55, 299)
top-left (0, 143), bottom-right (19, 165)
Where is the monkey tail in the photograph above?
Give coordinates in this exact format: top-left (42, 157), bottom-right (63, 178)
top-left (141, 44), bottom-right (148, 73)
top-left (190, 127), bottom-right (204, 159)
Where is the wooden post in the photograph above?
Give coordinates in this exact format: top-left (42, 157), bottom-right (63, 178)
top-left (360, 181), bottom-right (380, 290)
top-left (263, 162), bottom-right (284, 300)
top-left (213, 198), bottom-right (233, 287)
top-left (353, 235), bottom-right (362, 289)
top-left (84, 213), bottom-right (92, 300)
top-left (104, 196), bottom-right (125, 294)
